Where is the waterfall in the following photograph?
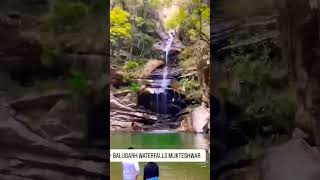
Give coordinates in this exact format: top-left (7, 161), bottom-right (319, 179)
top-left (158, 31), bottom-right (175, 116)
top-left (162, 31), bottom-right (175, 88)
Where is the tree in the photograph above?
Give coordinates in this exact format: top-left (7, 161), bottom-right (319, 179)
top-left (110, 6), bottom-right (131, 60)
top-left (165, 0), bottom-right (209, 44)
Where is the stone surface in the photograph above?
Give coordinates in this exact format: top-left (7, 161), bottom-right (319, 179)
top-left (110, 66), bottom-right (124, 88)
top-left (110, 93), bottom-right (160, 131)
top-left (191, 105), bottom-right (210, 133)
top-left (292, 128), bottom-right (309, 140)
top-left (177, 113), bottom-right (193, 132)
top-left (0, 1), bottom-right (108, 179)
top-left (9, 90), bottom-right (71, 110)
top-left (278, 0), bottom-right (320, 146)
top-left (143, 59), bottom-right (164, 77)
top-left (0, 102), bottom-right (107, 180)
top-left (260, 139), bottom-right (320, 180)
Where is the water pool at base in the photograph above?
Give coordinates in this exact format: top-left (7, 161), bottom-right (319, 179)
top-left (110, 131), bottom-right (210, 180)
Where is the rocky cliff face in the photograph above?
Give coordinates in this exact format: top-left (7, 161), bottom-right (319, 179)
top-left (278, 0), bottom-right (320, 146)
top-left (213, 0), bottom-right (320, 180)
top-left (0, 1), bottom-right (108, 179)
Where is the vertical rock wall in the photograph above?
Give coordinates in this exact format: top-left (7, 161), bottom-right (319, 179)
top-left (278, 0), bottom-right (320, 145)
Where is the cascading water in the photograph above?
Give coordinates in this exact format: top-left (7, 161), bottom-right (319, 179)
top-left (162, 32), bottom-right (175, 88)
top-left (138, 30), bottom-right (187, 116)
top-left (157, 31), bottom-right (175, 116)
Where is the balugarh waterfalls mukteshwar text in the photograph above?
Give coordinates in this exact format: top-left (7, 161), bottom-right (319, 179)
top-left (110, 0), bottom-right (210, 179)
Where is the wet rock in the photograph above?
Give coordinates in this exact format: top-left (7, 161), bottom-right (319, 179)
top-left (143, 59), bottom-right (164, 77)
top-left (137, 87), bottom-right (187, 115)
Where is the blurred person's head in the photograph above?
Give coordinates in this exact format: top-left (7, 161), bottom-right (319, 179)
top-left (143, 162), bottom-right (159, 180)
top-left (128, 147), bottom-right (134, 149)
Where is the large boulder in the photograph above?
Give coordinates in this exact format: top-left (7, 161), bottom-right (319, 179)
top-left (191, 105), bottom-right (210, 133)
top-left (178, 105), bottom-right (210, 133)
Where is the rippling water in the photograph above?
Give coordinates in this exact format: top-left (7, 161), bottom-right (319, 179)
top-left (110, 132), bottom-right (210, 180)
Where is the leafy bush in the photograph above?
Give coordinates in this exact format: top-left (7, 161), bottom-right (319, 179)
top-left (221, 43), bottom-right (295, 133)
top-left (180, 77), bottom-right (200, 92)
top-left (123, 60), bottom-right (139, 71)
top-left (122, 59), bottom-right (146, 82)
top-left (180, 77), bottom-right (202, 103)
top-left (179, 47), bottom-right (196, 69)
top-left (134, 16), bottom-right (145, 28)
top-left (47, 0), bottom-right (89, 29)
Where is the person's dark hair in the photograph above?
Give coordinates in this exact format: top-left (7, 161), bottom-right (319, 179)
top-left (143, 162), bottom-right (159, 180)
top-left (128, 147), bottom-right (134, 149)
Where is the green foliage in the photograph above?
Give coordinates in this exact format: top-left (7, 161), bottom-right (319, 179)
top-left (124, 60), bottom-right (140, 70)
top-left (68, 69), bottom-right (88, 94)
top-left (148, 0), bottom-right (161, 8)
top-left (180, 77), bottom-right (202, 102)
top-left (180, 47), bottom-right (193, 59)
top-left (221, 43), bottom-right (295, 131)
top-left (147, 0), bottom-right (172, 8)
top-left (122, 59), bottom-right (146, 82)
top-left (166, 9), bottom-right (187, 30)
top-left (144, 19), bottom-right (156, 32)
top-left (179, 47), bottom-right (196, 69)
top-left (201, 5), bottom-right (210, 22)
top-left (132, 32), bottom-right (155, 57)
top-left (47, 0), bottom-right (89, 28)
top-left (130, 82), bottom-right (140, 93)
top-left (134, 16), bottom-right (145, 27)
top-left (110, 6), bottom-right (131, 43)
top-left (225, 45), bottom-right (283, 93)
top-left (165, 1), bottom-right (209, 43)
top-left (180, 77), bottom-right (199, 92)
